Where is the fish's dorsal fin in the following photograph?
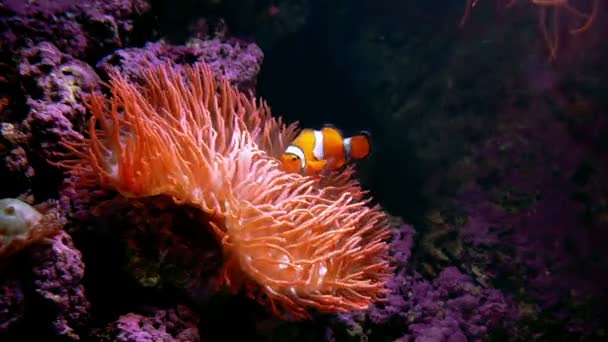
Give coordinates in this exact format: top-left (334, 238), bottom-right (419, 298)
top-left (306, 159), bottom-right (328, 174)
top-left (321, 123), bottom-right (344, 137)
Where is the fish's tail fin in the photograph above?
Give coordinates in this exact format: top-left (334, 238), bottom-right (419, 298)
top-left (345, 131), bottom-right (371, 160)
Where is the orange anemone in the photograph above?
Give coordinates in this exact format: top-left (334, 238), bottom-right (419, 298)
top-left (56, 62), bottom-right (394, 320)
top-left (460, 0), bottom-right (600, 61)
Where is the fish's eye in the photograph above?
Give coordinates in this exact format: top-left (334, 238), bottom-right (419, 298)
top-left (290, 156), bottom-right (298, 161)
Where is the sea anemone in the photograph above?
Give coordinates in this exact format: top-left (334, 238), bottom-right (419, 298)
top-left (56, 62), bottom-right (393, 320)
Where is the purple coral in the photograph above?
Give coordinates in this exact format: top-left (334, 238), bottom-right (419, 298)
top-left (406, 267), bottom-right (516, 340)
top-left (106, 305), bottom-right (200, 342)
top-left (18, 41), bottom-right (99, 148)
top-left (0, 204), bottom-right (89, 340)
top-left (458, 108), bottom-right (608, 334)
top-left (0, 278), bottom-right (25, 333)
top-left (378, 267), bottom-right (515, 340)
top-left (96, 39), bottom-right (264, 92)
top-left (19, 42), bottom-right (100, 104)
top-left (7, 41), bottom-right (101, 197)
top-left (337, 224), bottom-right (517, 341)
top-left (0, 0), bottom-right (294, 340)
top-left (0, 0), bottom-right (151, 60)
top-left (31, 230), bottom-right (90, 340)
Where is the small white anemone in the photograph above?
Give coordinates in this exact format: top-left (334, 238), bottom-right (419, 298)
top-left (0, 198), bottom-right (60, 258)
top-left (0, 198), bottom-right (43, 239)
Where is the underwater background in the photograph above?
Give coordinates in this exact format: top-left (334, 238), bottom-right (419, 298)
top-left (0, 0), bottom-right (607, 341)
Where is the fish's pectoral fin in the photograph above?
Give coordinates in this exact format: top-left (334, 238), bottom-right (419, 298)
top-left (306, 159), bottom-right (328, 173)
top-left (319, 157), bottom-right (339, 177)
top-left (334, 162), bottom-right (348, 173)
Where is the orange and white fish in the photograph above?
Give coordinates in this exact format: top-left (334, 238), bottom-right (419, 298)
top-left (280, 124), bottom-right (371, 175)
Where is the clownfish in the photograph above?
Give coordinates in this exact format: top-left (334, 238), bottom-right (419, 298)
top-left (280, 124), bottom-right (371, 175)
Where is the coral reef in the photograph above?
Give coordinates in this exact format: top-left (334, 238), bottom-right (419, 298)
top-left (0, 0), bottom-right (151, 61)
top-left (0, 41), bottom-right (101, 200)
top-left (30, 230), bottom-right (90, 340)
top-left (333, 224), bottom-right (518, 341)
top-left (101, 305), bottom-right (199, 342)
top-left (1, 122), bottom-right (33, 198)
top-left (19, 42), bottom-right (99, 162)
top-left (59, 189), bottom-right (224, 302)
top-left (1, 0), bottom-right (606, 339)
top-left (269, 1), bottom-right (608, 337)
top-left (417, 209), bottom-right (465, 277)
top-left (457, 106), bottom-right (608, 337)
top-left (97, 40), bottom-right (264, 92)
top-left (0, 202), bottom-right (89, 340)
top-left (0, 277), bottom-right (25, 332)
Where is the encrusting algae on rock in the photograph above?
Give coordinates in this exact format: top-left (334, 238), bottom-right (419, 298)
top-left (54, 62), bottom-right (394, 320)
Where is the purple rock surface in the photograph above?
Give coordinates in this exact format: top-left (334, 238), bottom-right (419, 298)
top-left (336, 224), bottom-right (518, 340)
top-left (97, 39), bottom-right (264, 92)
top-left (21, 42), bottom-right (98, 146)
top-left (0, 278), bottom-right (25, 333)
top-left (59, 179), bottom-right (223, 303)
top-left (458, 107), bottom-right (608, 335)
top-left (106, 305), bottom-right (199, 342)
top-left (0, 0), bottom-right (151, 60)
top-left (31, 230), bottom-right (90, 340)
